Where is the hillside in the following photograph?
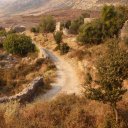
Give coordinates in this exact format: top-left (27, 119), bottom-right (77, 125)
top-left (97, 0), bottom-right (128, 4)
top-left (0, 0), bottom-right (128, 17)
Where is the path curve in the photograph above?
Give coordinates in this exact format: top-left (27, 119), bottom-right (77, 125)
top-left (37, 48), bottom-right (82, 101)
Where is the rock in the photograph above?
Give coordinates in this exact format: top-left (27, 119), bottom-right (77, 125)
top-left (63, 28), bottom-right (69, 36)
top-left (11, 25), bottom-right (26, 33)
top-left (55, 22), bottom-right (61, 32)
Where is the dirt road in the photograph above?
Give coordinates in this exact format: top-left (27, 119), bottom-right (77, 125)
top-left (37, 48), bottom-right (82, 101)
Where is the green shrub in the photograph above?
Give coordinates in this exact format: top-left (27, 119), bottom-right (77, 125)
top-left (69, 16), bottom-right (84, 35)
top-left (77, 20), bottom-right (103, 44)
top-left (85, 39), bottom-right (128, 124)
top-left (0, 30), bottom-right (7, 37)
top-left (59, 43), bottom-right (70, 54)
top-left (35, 58), bottom-right (44, 66)
top-left (69, 21), bottom-right (80, 34)
top-left (53, 31), bottom-right (63, 45)
top-left (30, 27), bottom-right (39, 33)
top-left (3, 34), bottom-right (35, 56)
top-left (101, 5), bottom-right (128, 38)
top-left (64, 20), bottom-right (71, 29)
top-left (39, 15), bottom-right (56, 33)
top-left (78, 5), bottom-right (128, 45)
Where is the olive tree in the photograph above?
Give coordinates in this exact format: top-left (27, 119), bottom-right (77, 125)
top-left (3, 34), bottom-right (35, 56)
top-left (85, 39), bottom-right (128, 124)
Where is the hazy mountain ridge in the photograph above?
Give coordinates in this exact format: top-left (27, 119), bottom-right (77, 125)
top-left (0, 0), bottom-right (128, 17)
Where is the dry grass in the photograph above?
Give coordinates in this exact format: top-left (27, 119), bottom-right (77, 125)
top-left (0, 58), bottom-right (56, 97)
top-left (0, 94), bottom-right (127, 128)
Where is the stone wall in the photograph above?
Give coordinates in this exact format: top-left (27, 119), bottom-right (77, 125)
top-left (0, 77), bottom-right (44, 103)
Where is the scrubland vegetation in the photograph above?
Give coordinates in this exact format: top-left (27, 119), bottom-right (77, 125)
top-left (0, 57), bottom-right (56, 97)
top-left (0, 94), bottom-right (128, 128)
top-left (77, 5), bottom-right (128, 44)
top-left (0, 4), bottom-right (128, 128)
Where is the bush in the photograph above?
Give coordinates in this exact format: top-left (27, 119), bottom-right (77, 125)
top-left (77, 5), bottom-right (128, 45)
top-left (59, 43), bottom-right (70, 54)
top-left (35, 58), bottom-right (44, 66)
top-left (64, 20), bottom-right (71, 29)
top-left (39, 15), bottom-right (56, 33)
top-left (3, 34), bottom-right (35, 56)
top-left (77, 20), bottom-right (103, 44)
top-left (30, 27), bottom-right (39, 33)
top-left (69, 16), bottom-right (84, 34)
top-left (0, 95), bottom-right (96, 128)
top-left (53, 31), bottom-right (63, 45)
top-left (69, 21), bottom-right (80, 34)
top-left (101, 5), bottom-right (128, 38)
top-left (0, 30), bottom-right (7, 37)
top-left (85, 39), bottom-right (128, 124)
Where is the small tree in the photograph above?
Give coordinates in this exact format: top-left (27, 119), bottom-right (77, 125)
top-left (85, 39), bottom-right (128, 124)
top-left (53, 31), bottom-right (63, 45)
top-left (3, 34), bottom-right (35, 56)
top-left (39, 15), bottom-right (56, 33)
top-left (101, 5), bottom-right (128, 38)
top-left (77, 20), bottom-right (103, 44)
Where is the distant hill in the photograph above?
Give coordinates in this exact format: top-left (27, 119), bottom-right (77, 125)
top-left (0, 0), bottom-right (128, 17)
top-left (97, 0), bottom-right (128, 4)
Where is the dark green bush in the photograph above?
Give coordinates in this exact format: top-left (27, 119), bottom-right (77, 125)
top-left (35, 58), bottom-right (44, 66)
top-left (59, 43), bottom-right (70, 54)
top-left (3, 34), bottom-right (35, 56)
top-left (30, 27), bottom-right (39, 33)
top-left (53, 31), bottom-right (63, 45)
top-left (69, 16), bottom-right (84, 34)
top-left (64, 20), bottom-right (71, 29)
top-left (78, 5), bottom-right (128, 45)
top-left (39, 15), bottom-right (56, 33)
top-left (0, 30), bottom-right (7, 37)
top-left (77, 20), bottom-right (103, 44)
top-left (69, 21), bottom-right (80, 34)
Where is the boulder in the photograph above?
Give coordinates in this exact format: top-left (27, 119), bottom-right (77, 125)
top-left (11, 25), bottom-right (26, 33)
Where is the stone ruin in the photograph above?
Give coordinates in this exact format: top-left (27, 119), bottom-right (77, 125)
top-left (0, 77), bottom-right (44, 103)
top-left (55, 22), bottom-right (70, 36)
top-left (55, 22), bottom-right (61, 32)
top-left (63, 28), bottom-right (69, 36)
top-left (0, 44), bottom-right (51, 103)
top-left (11, 25), bottom-right (26, 33)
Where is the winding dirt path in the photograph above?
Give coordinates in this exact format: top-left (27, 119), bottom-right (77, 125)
top-left (37, 48), bottom-right (82, 101)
